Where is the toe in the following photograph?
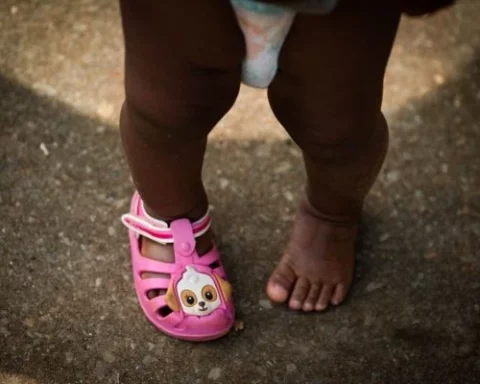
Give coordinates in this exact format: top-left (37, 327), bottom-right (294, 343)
top-left (315, 284), bottom-right (334, 311)
top-left (303, 284), bottom-right (321, 312)
top-left (266, 261), bottom-right (296, 303)
top-left (289, 278), bottom-right (310, 310)
top-left (331, 283), bottom-right (348, 306)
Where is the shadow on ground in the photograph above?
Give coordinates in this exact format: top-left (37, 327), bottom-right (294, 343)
top-left (0, 48), bottom-right (479, 384)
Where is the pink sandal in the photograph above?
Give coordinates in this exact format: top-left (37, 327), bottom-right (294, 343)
top-left (121, 192), bottom-right (235, 341)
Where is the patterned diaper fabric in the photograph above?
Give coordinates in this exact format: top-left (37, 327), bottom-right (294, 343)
top-left (231, 0), bottom-right (337, 88)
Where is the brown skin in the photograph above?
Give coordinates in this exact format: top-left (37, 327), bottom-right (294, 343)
top-left (119, 0), bottom-right (399, 311)
top-left (265, 0), bottom-right (399, 309)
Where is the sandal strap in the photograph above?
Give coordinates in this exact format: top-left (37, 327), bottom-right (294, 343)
top-left (121, 201), bottom-right (211, 245)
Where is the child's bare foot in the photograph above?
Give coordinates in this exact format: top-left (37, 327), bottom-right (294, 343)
top-left (266, 199), bottom-right (357, 311)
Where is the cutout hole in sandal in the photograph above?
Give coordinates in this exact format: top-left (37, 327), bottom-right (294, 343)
top-left (141, 272), bottom-right (170, 299)
top-left (158, 305), bottom-right (173, 318)
top-left (208, 260), bottom-right (221, 270)
top-left (196, 233), bottom-right (213, 256)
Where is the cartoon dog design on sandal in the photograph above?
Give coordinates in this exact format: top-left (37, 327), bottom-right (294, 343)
top-left (166, 266), bottom-right (232, 317)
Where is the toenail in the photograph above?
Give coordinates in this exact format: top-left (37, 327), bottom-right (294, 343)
top-left (290, 301), bottom-right (302, 309)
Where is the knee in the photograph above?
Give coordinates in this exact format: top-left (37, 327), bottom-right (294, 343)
top-left (122, 68), bottom-right (241, 144)
top-left (268, 82), bottom-right (384, 164)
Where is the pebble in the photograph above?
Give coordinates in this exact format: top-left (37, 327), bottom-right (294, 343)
top-left (39, 143), bottom-right (49, 156)
top-left (379, 233), bottom-right (390, 242)
top-left (219, 178), bottom-right (229, 189)
top-left (108, 226), bottom-right (116, 236)
top-left (23, 318), bottom-right (34, 328)
top-left (286, 363), bottom-right (297, 374)
top-left (142, 354), bottom-right (157, 365)
top-left (65, 351), bottom-right (74, 364)
top-left (434, 73), bottom-right (445, 85)
top-left (102, 350), bottom-right (116, 363)
top-left (283, 191), bottom-right (294, 202)
top-left (97, 102), bottom-right (114, 119)
top-left (365, 281), bottom-right (384, 293)
top-left (258, 299), bottom-right (273, 310)
top-left (274, 161), bottom-right (292, 174)
top-left (208, 367), bottom-right (222, 381)
top-left (33, 82), bottom-right (57, 96)
top-left (385, 170), bottom-right (400, 183)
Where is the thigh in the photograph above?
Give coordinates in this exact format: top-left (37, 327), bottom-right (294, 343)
top-left (268, 0), bottom-right (401, 141)
top-left (120, 0), bottom-right (245, 118)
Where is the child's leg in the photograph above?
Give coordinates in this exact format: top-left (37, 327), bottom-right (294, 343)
top-left (266, 1), bottom-right (401, 311)
top-left (119, 0), bottom-right (243, 286)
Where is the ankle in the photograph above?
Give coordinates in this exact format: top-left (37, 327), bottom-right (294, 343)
top-left (299, 197), bottom-right (359, 228)
top-left (142, 199), bottom-right (210, 223)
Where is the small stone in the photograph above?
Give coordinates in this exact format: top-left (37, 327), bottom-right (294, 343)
top-left (283, 191), bottom-right (294, 202)
top-left (289, 147), bottom-right (301, 158)
top-left (234, 320), bottom-right (245, 332)
top-left (102, 351), bottom-right (116, 363)
top-left (39, 143), bottom-right (49, 156)
top-left (95, 278), bottom-right (102, 287)
top-left (385, 170), bottom-right (400, 183)
top-left (259, 299), bottom-right (273, 310)
top-left (33, 83), bottom-right (57, 96)
top-left (147, 342), bottom-right (155, 351)
top-left (274, 162), bottom-right (292, 174)
top-left (365, 281), bottom-right (384, 293)
top-left (107, 226), bottom-right (116, 236)
top-left (10, 5), bottom-right (18, 14)
top-left (142, 354), bottom-right (157, 365)
top-left (73, 23), bottom-right (88, 32)
top-left (219, 178), bottom-right (229, 189)
top-left (65, 351), bottom-right (74, 364)
top-left (97, 102), bottom-right (114, 119)
top-left (208, 367), bottom-right (222, 381)
top-left (441, 164), bottom-right (449, 174)
top-left (23, 318), bottom-right (34, 328)
top-left (434, 74), bottom-right (445, 85)
top-left (379, 233), bottom-right (390, 242)
top-left (286, 363), bottom-right (297, 374)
